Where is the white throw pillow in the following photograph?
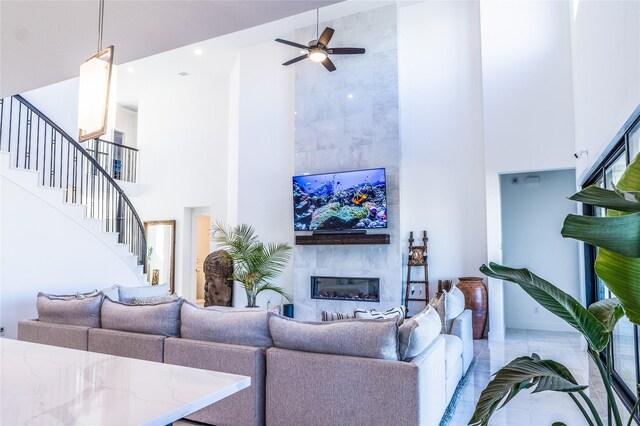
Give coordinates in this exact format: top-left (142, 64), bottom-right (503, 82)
top-left (435, 285), bottom-right (466, 333)
top-left (354, 306), bottom-right (405, 326)
top-left (398, 305), bottom-right (442, 360)
top-left (117, 283), bottom-right (169, 303)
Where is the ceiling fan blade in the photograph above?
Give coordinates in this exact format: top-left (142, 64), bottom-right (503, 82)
top-left (282, 55), bottom-right (308, 66)
top-left (328, 47), bottom-right (365, 55)
top-left (318, 27), bottom-right (335, 47)
top-left (275, 38), bottom-right (308, 50)
top-left (321, 57), bottom-right (336, 72)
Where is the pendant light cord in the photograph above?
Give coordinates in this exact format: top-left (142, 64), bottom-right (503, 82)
top-left (316, 8), bottom-right (319, 41)
top-left (97, 0), bottom-right (105, 52)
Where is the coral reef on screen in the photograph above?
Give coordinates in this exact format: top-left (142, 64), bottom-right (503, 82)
top-left (293, 169), bottom-right (387, 231)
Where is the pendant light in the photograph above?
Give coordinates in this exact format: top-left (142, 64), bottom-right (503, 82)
top-left (78, 0), bottom-right (114, 142)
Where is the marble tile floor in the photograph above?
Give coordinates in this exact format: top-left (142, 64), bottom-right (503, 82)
top-left (176, 329), bottom-right (636, 426)
top-left (450, 329), bottom-right (635, 426)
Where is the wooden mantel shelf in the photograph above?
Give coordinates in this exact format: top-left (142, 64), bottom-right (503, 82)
top-left (295, 233), bottom-right (390, 245)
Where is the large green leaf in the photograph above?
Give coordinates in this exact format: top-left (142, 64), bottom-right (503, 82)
top-left (598, 155), bottom-right (640, 326)
top-left (569, 186), bottom-right (640, 212)
top-left (564, 155), bottom-right (640, 326)
top-left (481, 263), bottom-right (609, 352)
top-left (587, 298), bottom-right (625, 332)
top-left (561, 213), bottom-right (640, 258)
top-left (595, 249), bottom-right (640, 325)
top-left (469, 353), bottom-right (587, 426)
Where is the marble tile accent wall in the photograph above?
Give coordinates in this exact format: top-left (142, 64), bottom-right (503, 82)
top-left (293, 5), bottom-right (402, 320)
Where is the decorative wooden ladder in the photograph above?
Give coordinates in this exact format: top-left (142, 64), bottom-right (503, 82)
top-left (404, 230), bottom-right (429, 318)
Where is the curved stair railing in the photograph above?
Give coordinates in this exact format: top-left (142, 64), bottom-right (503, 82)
top-left (0, 95), bottom-right (146, 272)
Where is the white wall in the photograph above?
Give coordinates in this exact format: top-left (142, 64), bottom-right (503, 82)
top-left (571, 0), bottom-right (640, 179)
top-left (114, 105), bottom-right (138, 148)
top-left (479, 0), bottom-right (577, 339)
top-left (22, 78), bottom-right (79, 139)
top-left (0, 170), bottom-right (141, 339)
top-left (501, 170), bottom-right (579, 332)
top-left (129, 72), bottom-right (229, 302)
top-left (398, 1), bottom-right (487, 299)
top-left (226, 40), bottom-right (295, 308)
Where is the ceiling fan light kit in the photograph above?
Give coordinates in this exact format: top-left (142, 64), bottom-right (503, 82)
top-left (275, 9), bottom-right (365, 72)
top-left (308, 49), bottom-right (327, 63)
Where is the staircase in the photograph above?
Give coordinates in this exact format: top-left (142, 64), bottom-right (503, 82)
top-left (0, 95), bottom-right (147, 279)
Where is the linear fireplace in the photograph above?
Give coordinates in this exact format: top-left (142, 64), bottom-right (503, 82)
top-left (311, 276), bottom-right (380, 302)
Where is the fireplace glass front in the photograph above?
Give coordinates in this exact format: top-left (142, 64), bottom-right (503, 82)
top-left (311, 276), bottom-right (380, 302)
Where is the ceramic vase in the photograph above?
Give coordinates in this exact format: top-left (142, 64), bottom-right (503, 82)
top-left (457, 277), bottom-right (488, 339)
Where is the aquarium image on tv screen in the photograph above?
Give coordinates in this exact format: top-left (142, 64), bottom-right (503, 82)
top-left (293, 168), bottom-right (387, 231)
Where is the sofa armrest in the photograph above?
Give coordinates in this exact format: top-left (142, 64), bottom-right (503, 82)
top-left (266, 337), bottom-right (447, 426)
top-left (18, 319), bottom-right (90, 350)
top-left (88, 328), bottom-right (165, 362)
top-left (450, 309), bottom-right (473, 373)
top-left (164, 338), bottom-right (264, 426)
top-left (409, 335), bottom-right (447, 425)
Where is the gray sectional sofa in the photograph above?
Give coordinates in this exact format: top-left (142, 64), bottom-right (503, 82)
top-left (17, 287), bottom-right (474, 426)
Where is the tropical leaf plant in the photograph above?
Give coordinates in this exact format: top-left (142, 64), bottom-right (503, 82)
top-left (469, 353), bottom-right (589, 426)
top-left (562, 154), bottom-right (640, 325)
top-left (211, 222), bottom-right (292, 307)
top-left (471, 154), bottom-right (640, 426)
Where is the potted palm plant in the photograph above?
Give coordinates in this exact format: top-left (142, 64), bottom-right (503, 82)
top-left (470, 155), bottom-right (640, 426)
top-left (211, 222), bottom-right (292, 308)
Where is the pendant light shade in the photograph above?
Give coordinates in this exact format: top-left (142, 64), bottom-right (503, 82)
top-left (78, 46), bottom-right (114, 142)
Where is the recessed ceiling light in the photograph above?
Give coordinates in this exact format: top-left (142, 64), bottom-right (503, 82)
top-left (194, 48), bottom-right (203, 55)
top-left (127, 67), bottom-right (134, 73)
top-left (178, 71), bottom-right (189, 77)
top-left (347, 93), bottom-right (354, 99)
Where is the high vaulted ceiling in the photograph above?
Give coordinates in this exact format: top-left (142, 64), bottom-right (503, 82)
top-left (0, 0), bottom-right (340, 98)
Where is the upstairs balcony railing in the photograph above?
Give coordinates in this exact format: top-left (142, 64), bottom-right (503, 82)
top-left (83, 138), bottom-right (138, 183)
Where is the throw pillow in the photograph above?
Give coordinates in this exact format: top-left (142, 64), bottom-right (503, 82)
top-left (398, 305), bottom-right (442, 360)
top-left (353, 306), bottom-right (405, 326)
top-left (101, 296), bottom-right (183, 337)
top-left (180, 302), bottom-right (273, 348)
top-left (268, 313), bottom-right (399, 361)
top-left (99, 285), bottom-right (119, 301)
top-left (44, 290), bottom-right (99, 300)
top-left (129, 294), bottom-right (178, 305)
top-left (117, 283), bottom-right (169, 303)
top-left (435, 285), bottom-right (465, 333)
top-left (321, 311), bottom-right (354, 322)
top-left (36, 292), bottom-right (103, 328)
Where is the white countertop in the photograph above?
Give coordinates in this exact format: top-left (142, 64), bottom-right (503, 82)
top-left (0, 338), bottom-right (250, 425)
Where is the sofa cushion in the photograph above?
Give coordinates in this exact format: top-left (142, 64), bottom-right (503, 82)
top-left (36, 292), bottom-right (103, 327)
top-left (398, 306), bottom-right (441, 360)
top-left (435, 285), bottom-right (466, 333)
top-left (101, 296), bottom-right (183, 337)
top-left (181, 302), bottom-right (273, 348)
top-left (442, 334), bottom-right (463, 378)
top-left (268, 313), bottom-right (399, 361)
top-left (354, 306), bottom-right (405, 326)
top-left (99, 285), bottom-right (119, 300)
top-left (321, 311), bottom-right (354, 322)
top-left (117, 284), bottom-right (169, 303)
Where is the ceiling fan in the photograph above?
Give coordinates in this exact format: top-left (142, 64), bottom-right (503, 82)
top-left (275, 10), bottom-right (365, 72)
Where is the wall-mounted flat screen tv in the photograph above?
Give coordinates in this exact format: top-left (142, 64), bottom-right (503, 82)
top-left (293, 168), bottom-right (387, 231)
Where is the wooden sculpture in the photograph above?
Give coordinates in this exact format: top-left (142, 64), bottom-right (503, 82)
top-left (203, 250), bottom-right (234, 307)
